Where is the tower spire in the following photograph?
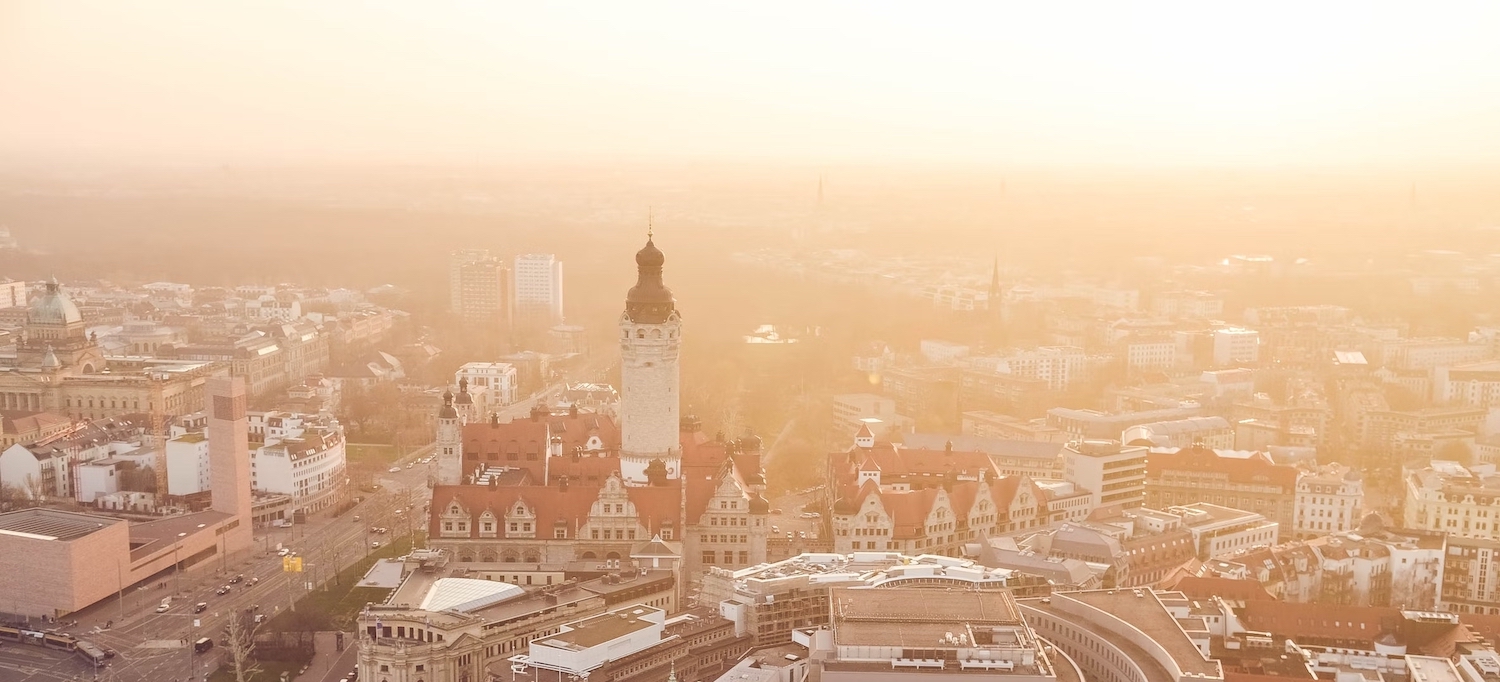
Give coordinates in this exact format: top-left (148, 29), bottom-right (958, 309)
top-left (648, 206), bottom-right (654, 240)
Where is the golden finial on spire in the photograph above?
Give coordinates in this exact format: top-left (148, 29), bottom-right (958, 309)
top-left (648, 206), bottom-right (654, 240)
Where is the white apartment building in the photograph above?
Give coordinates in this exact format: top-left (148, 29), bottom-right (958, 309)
top-left (165, 431), bottom-right (212, 496)
top-left (1124, 338), bottom-right (1177, 371)
top-left (1433, 361), bottom-right (1500, 407)
top-left (76, 458), bottom-right (126, 503)
top-left (919, 339), bottom-right (971, 364)
top-left (1063, 439), bottom-right (1147, 509)
top-left (1379, 337), bottom-right (1494, 371)
top-left (831, 393), bottom-right (911, 436)
top-left (1122, 416), bottom-right (1234, 449)
top-left (1213, 328), bottom-right (1260, 367)
top-left (968, 346), bottom-right (1087, 391)
top-left (513, 253), bottom-right (564, 328)
top-left (1292, 463), bottom-right (1364, 539)
top-left (1164, 503), bottom-right (1280, 559)
top-left (250, 413), bottom-right (346, 514)
top-left (1151, 290), bottom-right (1223, 319)
top-left (455, 362), bottom-right (518, 408)
top-left (1404, 461), bottom-right (1500, 541)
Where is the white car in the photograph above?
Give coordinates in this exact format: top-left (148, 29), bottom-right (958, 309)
top-left (156, 603), bottom-right (170, 613)
top-left (387, 466), bottom-right (401, 473)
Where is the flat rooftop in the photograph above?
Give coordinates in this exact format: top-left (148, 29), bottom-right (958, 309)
top-left (128, 510), bottom-right (233, 560)
top-left (1053, 590), bottom-right (1222, 679)
top-left (539, 605), bottom-right (661, 650)
top-left (0, 508), bottom-right (123, 541)
top-left (834, 587), bottom-right (1022, 625)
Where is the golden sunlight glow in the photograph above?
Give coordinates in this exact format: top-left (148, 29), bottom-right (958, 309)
top-left (2, 1), bottom-right (1499, 166)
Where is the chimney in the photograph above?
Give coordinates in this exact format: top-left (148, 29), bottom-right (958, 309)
top-left (549, 436), bottom-right (563, 458)
top-left (490, 412), bottom-right (500, 427)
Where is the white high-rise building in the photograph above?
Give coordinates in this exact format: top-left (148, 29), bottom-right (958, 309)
top-left (618, 237), bottom-right (680, 485)
top-left (513, 253), bottom-right (564, 330)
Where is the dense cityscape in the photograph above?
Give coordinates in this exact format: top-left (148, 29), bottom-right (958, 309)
top-left (7, 3), bottom-right (1500, 682)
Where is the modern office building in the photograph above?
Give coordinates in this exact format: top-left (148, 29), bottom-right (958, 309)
top-left (1062, 440), bottom-right (1148, 509)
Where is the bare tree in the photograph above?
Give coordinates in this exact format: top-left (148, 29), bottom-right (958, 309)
top-left (23, 473), bottom-right (46, 502)
top-left (224, 611), bottom-right (263, 682)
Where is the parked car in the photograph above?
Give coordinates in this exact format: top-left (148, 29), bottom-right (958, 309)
top-left (248, 577), bottom-right (260, 586)
top-left (371, 541), bottom-right (381, 548)
top-left (799, 512), bottom-right (820, 519)
top-left (277, 548), bottom-right (291, 557)
top-left (253, 614), bottom-right (266, 624)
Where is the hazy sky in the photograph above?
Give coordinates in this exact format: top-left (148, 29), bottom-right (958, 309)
top-left (4, 1), bottom-right (1500, 167)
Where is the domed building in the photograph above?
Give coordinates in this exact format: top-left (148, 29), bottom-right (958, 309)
top-left (0, 279), bottom-right (225, 418)
top-left (13, 278), bottom-right (105, 375)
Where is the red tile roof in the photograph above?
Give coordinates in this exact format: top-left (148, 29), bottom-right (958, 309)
top-left (1159, 575), bottom-right (1275, 602)
top-left (1147, 445), bottom-right (1298, 490)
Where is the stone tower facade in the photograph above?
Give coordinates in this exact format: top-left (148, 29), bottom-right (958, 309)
top-left (619, 235), bottom-right (681, 485)
top-left (435, 389), bottom-right (464, 485)
top-left (207, 376), bottom-right (254, 552)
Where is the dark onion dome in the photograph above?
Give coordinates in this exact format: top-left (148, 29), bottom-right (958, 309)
top-left (625, 237), bottom-right (675, 324)
top-left (454, 389), bottom-right (473, 405)
top-left (438, 390), bottom-right (458, 419)
top-left (748, 493), bottom-right (770, 514)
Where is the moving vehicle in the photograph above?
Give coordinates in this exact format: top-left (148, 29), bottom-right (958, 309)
top-left (271, 519), bottom-right (292, 528)
top-left (371, 541), bottom-right (380, 548)
top-left (387, 466), bottom-right (401, 473)
top-left (76, 640), bottom-right (107, 668)
top-left (194, 637), bottom-right (214, 654)
top-left (215, 585), bottom-right (231, 595)
top-left (229, 574), bottom-right (243, 584)
top-left (248, 577), bottom-right (260, 586)
top-left (278, 548), bottom-right (291, 557)
top-left (156, 603), bottom-right (170, 614)
top-left (194, 602), bottom-right (209, 614)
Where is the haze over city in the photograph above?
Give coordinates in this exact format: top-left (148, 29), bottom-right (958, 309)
top-left (3, 3), bottom-right (1500, 682)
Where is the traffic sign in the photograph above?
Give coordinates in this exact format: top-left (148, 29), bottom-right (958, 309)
top-left (282, 556), bottom-right (303, 572)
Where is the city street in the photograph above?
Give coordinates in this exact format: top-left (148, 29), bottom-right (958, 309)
top-left (0, 381), bottom-right (574, 682)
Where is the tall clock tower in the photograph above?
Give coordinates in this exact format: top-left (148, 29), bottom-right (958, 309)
top-left (619, 233), bottom-right (681, 485)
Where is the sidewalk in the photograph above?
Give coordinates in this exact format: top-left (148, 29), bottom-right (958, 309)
top-left (295, 631), bottom-right (351, 682)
